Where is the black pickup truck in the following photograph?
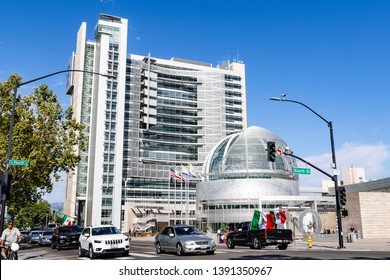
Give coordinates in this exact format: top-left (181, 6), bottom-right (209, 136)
top-left (225, 221), bottom-right (293, 250)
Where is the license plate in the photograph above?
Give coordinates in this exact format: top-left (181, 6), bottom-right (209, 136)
top-left (111, 244), bottom-right (118, 248)
top-left (72, 240), bottom-right (77, 244)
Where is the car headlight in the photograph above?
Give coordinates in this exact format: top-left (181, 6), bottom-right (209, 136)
top-left (184, 241), bottom-right (196, 246)
top-left (94, 240), bottom-right (102, 243)
top-left (210, 239), bottom-right (216, 245)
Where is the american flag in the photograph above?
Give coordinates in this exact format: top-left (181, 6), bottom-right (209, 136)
top-left (170, 167), bottom-right (184, 181)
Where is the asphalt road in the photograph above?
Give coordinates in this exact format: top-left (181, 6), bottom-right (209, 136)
top-left (15, 241), bottom-right (390, 260)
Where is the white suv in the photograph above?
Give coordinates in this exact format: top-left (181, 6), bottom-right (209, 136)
top-left (78, 225), bottom-right (130, 259)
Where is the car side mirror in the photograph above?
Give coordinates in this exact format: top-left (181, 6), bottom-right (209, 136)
top-left (169, 233), bottom-right (175, 237)
top-left (84, 233), bottom-right (90, 237)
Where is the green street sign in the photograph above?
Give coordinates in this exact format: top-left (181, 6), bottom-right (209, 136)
top-left (294, 167), bottom-right (311, 175)
top-left (9, 159), bottom-right (29, 166)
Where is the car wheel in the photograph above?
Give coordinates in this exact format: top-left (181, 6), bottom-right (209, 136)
top-left (78, 244), bottom-right (84, 257)
top-left (227, 238), bottom-right (235, 249)
top-left (253, 237), bottom-right (262, 249)
top-left (176, 243), bottom-right (184, 256)
top-left (122, 250), bottom-right (129, 257)
top-left (155, 242), bottom-right (162, 254)
top-left (89, 245), bottom-right (96, 259)
top-left (278, 244), bottom-right (288, 250)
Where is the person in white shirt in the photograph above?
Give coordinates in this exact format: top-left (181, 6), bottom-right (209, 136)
top-left (0, 221), bottom-right (22, 259)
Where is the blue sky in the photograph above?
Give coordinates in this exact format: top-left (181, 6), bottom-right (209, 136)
top-left (1, 0), bottom-right (389, 203)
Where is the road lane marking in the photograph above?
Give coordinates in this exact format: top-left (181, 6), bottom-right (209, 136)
top-left (129, 252), bottom-right (159, 258)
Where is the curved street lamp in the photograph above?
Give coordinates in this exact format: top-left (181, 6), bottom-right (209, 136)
top-left (270, 95), bottom-right (345, 249)
top-left (1, 69), bottom-right (114, 231)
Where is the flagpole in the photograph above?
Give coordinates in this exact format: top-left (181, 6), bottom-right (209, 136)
top-left (186, 178), bottom-right (189, 225)
top-left (168, 170), bottom-right (170, 226)
top-left (174, 177), bottom-right (177, 225)
top-left (181, 178), bottom-right (183, 223)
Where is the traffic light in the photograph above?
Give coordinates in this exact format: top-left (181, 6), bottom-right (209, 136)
top-left (267, 141), bottom-right (276, 162)
top-left (339, 187), bottom-right (347, 206)
top-left (0, 174), bottom-right (12, 200)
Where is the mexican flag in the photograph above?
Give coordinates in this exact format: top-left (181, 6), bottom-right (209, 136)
top-left (251, 210), bottom-right (268, 230)
top-left (59, 213), bottom-right (72, 226)
top-left (259, 212), bottom-right (267, 229)
top-left (252, 210), bottom-right (286, 230)
top-left (250, 210), bottom-right (260, 230)
top-left (266, 212), bottom-right (275, 229)
top-left (275, 210), bottom-right (287, 224)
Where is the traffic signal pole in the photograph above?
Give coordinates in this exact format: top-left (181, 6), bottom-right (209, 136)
top-left (270, 96), bottom-right (345, 249)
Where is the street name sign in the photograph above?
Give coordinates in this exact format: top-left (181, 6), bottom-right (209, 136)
top-left (293, 167), bottom-right (311, 175)
top-left (9, 159), bottom-right (29, 166)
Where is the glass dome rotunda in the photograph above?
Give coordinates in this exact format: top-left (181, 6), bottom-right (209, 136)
top-left (203, 126), bottom-right (298, 184)
top-left (197, 126), bottom-right (300, 217)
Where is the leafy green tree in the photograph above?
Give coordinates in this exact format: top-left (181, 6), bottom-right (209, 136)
top-left (14, 201), bottom-right (52, 229)
top-left (0, 74), bottom-right (86, 219)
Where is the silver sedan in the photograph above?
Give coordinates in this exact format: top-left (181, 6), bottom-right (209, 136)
top-left (155, 225), bottom-right (216, 256)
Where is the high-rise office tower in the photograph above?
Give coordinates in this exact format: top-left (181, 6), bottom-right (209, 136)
top-left (64, 14), bottom-right (247, 229)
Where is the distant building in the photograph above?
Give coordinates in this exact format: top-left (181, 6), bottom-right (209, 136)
top-left (341, 166), bottom-right (366, 185)
top-left (321, 166), bottom-right (366, 194)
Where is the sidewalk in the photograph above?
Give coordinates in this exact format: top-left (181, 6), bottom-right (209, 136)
top-left (131, 234), bottom-right (390, 252)
top-left (292, 238), bottom-right (390, 251)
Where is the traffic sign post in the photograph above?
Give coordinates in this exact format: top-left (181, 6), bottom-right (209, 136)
top-left (9, 159), bottom-right (29, 166)
top-left (293, 167), bottom-right (311, 175)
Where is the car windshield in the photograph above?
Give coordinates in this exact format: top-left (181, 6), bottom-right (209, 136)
top-left (175, 226), bottom-right (202, 236)
top-left (42, 231), bottom-right (52, 236)
top-left (91, 226), bottom-right (121, 236)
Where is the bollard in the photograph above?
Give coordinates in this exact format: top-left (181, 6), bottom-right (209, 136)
top-left (307, 235), bottom-right (312, 248)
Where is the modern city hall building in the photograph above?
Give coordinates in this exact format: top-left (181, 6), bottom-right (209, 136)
top-left (63, 14), bottom-right (247, 230)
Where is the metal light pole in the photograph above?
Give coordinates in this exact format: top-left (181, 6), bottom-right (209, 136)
top-left (1, 69), bottom-right (114, 232)
top-left (270, 96), bottom-right (345, 249)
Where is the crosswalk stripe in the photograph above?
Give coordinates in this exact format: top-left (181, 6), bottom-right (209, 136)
top-left (116, 256), bottom-right (136, 260)
top-left (216, 249), bottom-right (248, 253)
top-left (129, 252), bottom-right (158, 258)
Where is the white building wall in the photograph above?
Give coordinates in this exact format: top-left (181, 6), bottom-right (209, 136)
top-left (64, 22), bottom-right (87, 220)
top-left (87, 30), bottom-right (110, 226)
top-left (85, 17), bottom-right (128, 228)
top-left (112, 18), bottom-right (128, 227)
top-left (229, 62), bottom-right (247, 129)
